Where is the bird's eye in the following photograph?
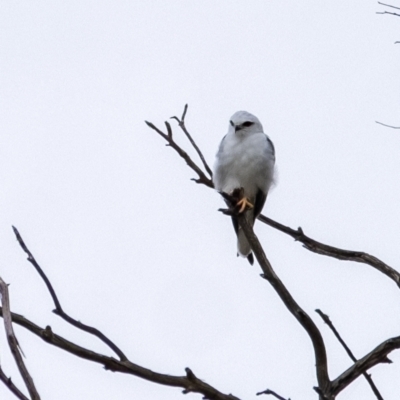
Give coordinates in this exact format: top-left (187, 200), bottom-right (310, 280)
top-left (230, 120), bottom-right (234, 127)
top-left (242, 121), bottom-right (254, 127)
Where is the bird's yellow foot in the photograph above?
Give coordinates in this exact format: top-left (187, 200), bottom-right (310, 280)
top-left (236, 197), bottom-right (253, 213)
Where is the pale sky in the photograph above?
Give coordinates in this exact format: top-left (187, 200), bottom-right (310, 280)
top-left (1, 1), bottom-right (400, 399)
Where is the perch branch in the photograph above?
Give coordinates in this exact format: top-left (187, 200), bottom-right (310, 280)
top-left (315, 309), bottom-right (384, 400)
top-left (146, 110), bottom-right (400, 288)
top-left (233, 212), bottom-right (330, 397)
top-left (0, 308), bottom-right (241, 400)
top-left (0, 278), bottom-right (40, 400)
top-left (12, 226), bottom-right (128, 362)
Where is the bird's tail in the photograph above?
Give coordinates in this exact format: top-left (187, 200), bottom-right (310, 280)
top-left (237, 211), bottom-right (255, 265)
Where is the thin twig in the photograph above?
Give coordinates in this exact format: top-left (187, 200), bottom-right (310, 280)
top-left (234, 212), bottom-right (331, 397)
top-left (170, 105), bottom-right (214, 178)
top-left (0, 278), bottom-right (40, 400)
top-left (378, 1), bottom-right (400, 10)
top-left (145, 120), bottom-right (213, 187)
top-left (376, 10), bottom-right (400, 16)
top-left (0, 365), bottom-right (30, 400)
top-left (375, 121), bottom-right (400, 129)
top-left (0, 308), bottom-right (241, 400)
top-left (256, 388), bottom-right (290, 400)
top-left (316, 309), bottom-right (384, 400)
top-left (12, 226), bottom-right (128, 362)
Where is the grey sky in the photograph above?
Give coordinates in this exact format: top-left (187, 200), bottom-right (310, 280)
top-left (1, 1), bottom-right (400, 399)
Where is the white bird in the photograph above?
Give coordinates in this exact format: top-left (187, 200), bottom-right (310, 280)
top-left (213, 111), bottom-right (275, 264)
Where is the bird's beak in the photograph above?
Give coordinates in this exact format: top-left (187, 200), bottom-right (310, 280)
top-left (235, 125), bottom-right (241, 132)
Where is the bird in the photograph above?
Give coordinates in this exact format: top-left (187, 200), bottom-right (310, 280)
top-left (213, 111), bottom-right (275, 265)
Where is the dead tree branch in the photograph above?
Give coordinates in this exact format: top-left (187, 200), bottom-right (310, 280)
top-left (0, 365), bottom-right (29, 400)
top-left (12, 226), bottom-right (128, 362)
top-left (378, 1), bottom-right (400, 10)
top-left (315, 309), bottom-right (384, 400)
top-left (171, 104), bottom-right (213, 178)
top-left (375, 121), bottom-right (400, 129)
top-left (331, 336), bottom-right (400, 396)
top-left (145, 120), bottom-right (213, 187)
top-left (232, 212), bottom-right (330, 399)
top-left (236, 213), bottom-right (400, 398)
top-left (0, 277), bottom-right (40, 400)
top-left (146, 106), bottom-right (400, 289)
top-left (0, 308), bottom-right (241, 400)
top-left (256, 388), bottom-right (290, 400)
top-left (377, 1), bottom-right (400, 16)
top-left (258, 215), bottom-right (400, 288)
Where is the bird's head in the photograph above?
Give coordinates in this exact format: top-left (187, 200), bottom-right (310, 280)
top-left (229, 111), bottom-right (263, 135)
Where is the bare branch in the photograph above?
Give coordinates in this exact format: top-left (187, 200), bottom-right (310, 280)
top-left (375, 120), bottom-right (400, 129)
top-left (0, 365), bottom-right (30, 400)
top-left (331, 336), bottom-right (400, 396)
top-left (256, 388), bottom-right (290, 400)
top-left (258, 215), bottom-right (400, 288)
top-left (170, 105), bottom-right (214, 178)
top-left (147, 110), bottom-right (400, 288)
top-left (378, 1), bottom-right (400, 10)
top-left (0, 278), bottom-right (40, 400)
top-left (316, 309), bottom-right (384, 400)
top-left (12, 226), bottom-right (128, 362)
top-left (145, 120), bottom-right (213, 187)
top-left (234, 212), bottom-right (330, 397)
top-left (0, 308), bottom-right (241, 400)
top-left (376, 10), bottom-right (400, 16)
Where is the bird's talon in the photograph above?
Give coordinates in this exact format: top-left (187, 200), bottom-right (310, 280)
top-left (236, 197), bottom-right (253, 213)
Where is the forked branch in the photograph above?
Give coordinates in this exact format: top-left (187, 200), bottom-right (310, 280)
top-left (12, 226), bottom-right (128, 362)
top-left (233, 213), bottom-right (330, 398)
top-left (0, 308), bottom-right (241, 400)
top-left (316, 309), bottom-right (384, 400)
top-left (146, 106), bottom-right (400, 289)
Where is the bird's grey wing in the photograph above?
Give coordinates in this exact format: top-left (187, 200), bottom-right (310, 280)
top-left (215, 134), bottom-right (227, 158)
top-left (253, 188), bottom-right (267, 220)
top-left (267, 137), bottom-right (275, 159)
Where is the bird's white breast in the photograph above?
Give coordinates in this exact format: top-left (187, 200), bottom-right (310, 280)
top-left (213, 131), bottom-right (274, 199)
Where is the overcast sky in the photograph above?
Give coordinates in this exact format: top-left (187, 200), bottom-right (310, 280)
top-left (1, 1), bottom-right (400, 399)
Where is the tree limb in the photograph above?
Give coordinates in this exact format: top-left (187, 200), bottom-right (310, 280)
top-left (0, 308), bottom-right (241, 400)
top-left (315, 309), bottom-right (384, 400)
top-left (257, 215), bottom-right (400, 288)
top-left (234, 212), bottom-right (331, 398)
top-left (0, 278), bottom-right (40, 400)
top-left (331, 336), bottom-right (400, 396)
top-left (12, 226), bottom-right (128, 362)
top-left (146, 109), bottom-right (400, 288)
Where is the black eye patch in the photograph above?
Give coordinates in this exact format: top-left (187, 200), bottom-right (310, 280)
top-left (230, 120), bottom-right (234, 127)
top-left (242, 121), bottom-right (254, 127)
